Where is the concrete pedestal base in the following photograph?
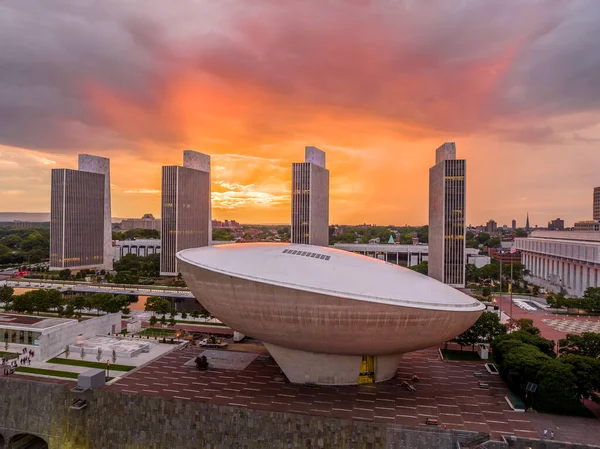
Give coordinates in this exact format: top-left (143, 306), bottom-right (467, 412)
top-left (264, 342), bottom-right (403, 385)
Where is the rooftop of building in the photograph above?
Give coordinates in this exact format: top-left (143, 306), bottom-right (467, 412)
top-left (0, 313), bottom-right (76, 330)
top-left (526, 230), bottom-right (600, 243)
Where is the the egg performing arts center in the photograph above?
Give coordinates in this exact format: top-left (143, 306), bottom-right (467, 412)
top-left (177, 243), bottom-right (484, 386)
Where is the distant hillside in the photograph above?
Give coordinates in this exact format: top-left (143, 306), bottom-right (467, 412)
top-left (0, 213), bottom-right (125, 223)
top-left (0, 212), bottom-right (50, 222)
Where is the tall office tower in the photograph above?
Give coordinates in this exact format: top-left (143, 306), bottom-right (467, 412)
top-left (160, 151), bottom-right (211, 276)
top-left (50, 154), bottom-right (111, 270)
top-left (291, 146), bottom-right (330, 246)
top-left (428, 142), bottom-right (466, 288)
top-left (526, 213), bottom-right (530, 233)
top-left (594, 187), bottom-right (600, 221)
top-left (512, 219), bottom-right (517, 230)
top-left (78, 154), bottom-right (113, 270)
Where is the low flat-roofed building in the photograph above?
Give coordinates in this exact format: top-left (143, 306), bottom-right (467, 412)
top-left (574, 220), bottom-right (600, 232)
top-left (121, 214), bottom-right (162, 231)
top-left (515, 230), bottom-right (600, 297)
top-left (0, 312), bottom-right (121, 361)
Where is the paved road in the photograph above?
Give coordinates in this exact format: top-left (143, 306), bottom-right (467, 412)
top-left (5, 280), bottom-right (195, 299)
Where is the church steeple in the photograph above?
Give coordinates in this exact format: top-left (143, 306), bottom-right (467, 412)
top-left (526, 212), bottom-right (530, 233)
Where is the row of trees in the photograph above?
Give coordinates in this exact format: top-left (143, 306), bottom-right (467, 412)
top-left (0, 227), bottom-right (49, 265)
top-left (547, 288), bottom-right (600, 313)
top-left (143, 296), bottom-right (211, 327)
top-left (0, 286), bottom-right (132, 317)
top-left (328, 226), bottom-right (429, 245)
top-left (112, 229), bottom-right (160, 241)
top-left (492, 330), bottom-right (600, 415)
top-left (113, 253), bottom-right (161, 283)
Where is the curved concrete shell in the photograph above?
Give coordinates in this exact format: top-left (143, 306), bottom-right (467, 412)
top-left (177, 243), bottom-right (484, 385)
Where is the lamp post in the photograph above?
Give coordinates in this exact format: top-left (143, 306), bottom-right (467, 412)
top-left (106, 360), bottom-right (110, 380)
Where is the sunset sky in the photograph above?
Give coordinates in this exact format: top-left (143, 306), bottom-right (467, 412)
top-left (1, 1), bottom-right (599, 226)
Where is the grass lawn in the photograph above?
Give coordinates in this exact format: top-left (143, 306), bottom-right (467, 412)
top-left (48, 358), bottom-right (134, 371)
top-left (441, 348), bottom-right (487, 362)
top-left (16, 367), bottom-right (79, 379)
top-left (138, 328), bottom-right (176, 337)
top-left (0, 351), bottom-right (18, 359)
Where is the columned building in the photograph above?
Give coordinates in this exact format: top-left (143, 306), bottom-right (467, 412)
top-left (50, 154), bottom-right (112, 271)
top-left (113, 239), bottom-right (161, 262)
top-left (428, 142), bottom-right (466, 288)
top-left (515, 230), bottom-right (600, 297)
top-left (291, 146), bottom-right (329, 246)
top-left (160, 151), bottom-right (211, 276)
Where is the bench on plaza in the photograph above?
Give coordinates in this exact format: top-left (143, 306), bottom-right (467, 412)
top-left (478, 382), bottom-right (489, 389)
top-left (473, 371), bottom-right (483, 377)
top-left (401, 381), bottom-right (416, 392)
top-left (425, 418), bottom-right (439, 426)
top-left (485, 363), bottom-right (499, 375)
top-left (69, 398), bottom-right (88, 411)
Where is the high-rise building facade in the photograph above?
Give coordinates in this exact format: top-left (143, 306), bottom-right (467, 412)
top-left (78, 154), bottom-right (113, 270)
top-left (50, 168), bottom-right (105, 270)
top-left (512, 219), bottom-right (517, 230)
top-left (160, 151), bottom-right (211, 276)
top-left (291, 146), bottom-right (329, 246)
top-left (486, 220), bottom-right (497, 233)
top-left (428, 142), bottom-right (466, 288)
top-left (594, 187), bottom-right (600, 221)
top-left (50, 154), bottom-right (112, 271)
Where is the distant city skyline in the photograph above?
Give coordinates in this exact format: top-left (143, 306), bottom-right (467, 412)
top-left (1, 2), bottom-right (599, 225)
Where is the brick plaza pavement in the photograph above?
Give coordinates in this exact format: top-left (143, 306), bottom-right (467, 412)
top-left (109, 346), bottom-right (541, 441)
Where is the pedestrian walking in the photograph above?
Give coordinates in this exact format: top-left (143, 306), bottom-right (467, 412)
top-left (550, 430), bottom-right (555, 440)
top-left (543, 428), bottom-right (548, 439)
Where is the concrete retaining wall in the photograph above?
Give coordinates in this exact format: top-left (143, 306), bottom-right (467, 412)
top-left (0, 377), bottom-right (597, 449)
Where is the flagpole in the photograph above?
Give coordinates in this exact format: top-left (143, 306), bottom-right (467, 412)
top-left (510, 257), bottom-right (514, 323)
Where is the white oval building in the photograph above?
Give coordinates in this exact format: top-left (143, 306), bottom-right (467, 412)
top-left (177, 243), bottom-right (484, 385)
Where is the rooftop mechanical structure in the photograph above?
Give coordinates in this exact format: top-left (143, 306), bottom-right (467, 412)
top-left (177, 243), bottom-right (484, 385)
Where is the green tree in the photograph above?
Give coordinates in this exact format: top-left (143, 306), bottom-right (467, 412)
top-left (536, 359), bottom-right (579, 414)
top-left (559, 355), bottom-right (600, 403)
top-left (148, 315), bottom-right (158, 327)
top-left (559, 332), bottom-right (600, 358)
top-left (454, 326), bottom-right (478, 351)
top-left (30, 289), bottom-right (51, 315)
top-left (408, 261), bottom-right (428, 275)
top-left (476, 233), bottom-right (491, 245)
top-left (58, 269), bottom-right (71, 280)
top-left (168, 317), bottom-right (176, 327)
top-left (474, 311), bottom-right (507, 344)
top-left (47, 289), bottom-right (64, 310)
top-left (181, 311), bottom-right (188, 319)
top-left (212, 228), bottom-right (235, 241)
top-left (190, 310), bottom-right (199, 321)
top-left (0, 286), bottom-right (14, 309)
top-left (145, 296), bottom-right (171, 316)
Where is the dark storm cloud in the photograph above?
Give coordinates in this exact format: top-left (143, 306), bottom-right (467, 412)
top-left (0, 0), bottom-right (599, 151)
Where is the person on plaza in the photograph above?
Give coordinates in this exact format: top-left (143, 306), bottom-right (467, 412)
top-left (550, 430), bottom-right (555, 440)
top-left (543, 428), bottom-right (548, 439)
